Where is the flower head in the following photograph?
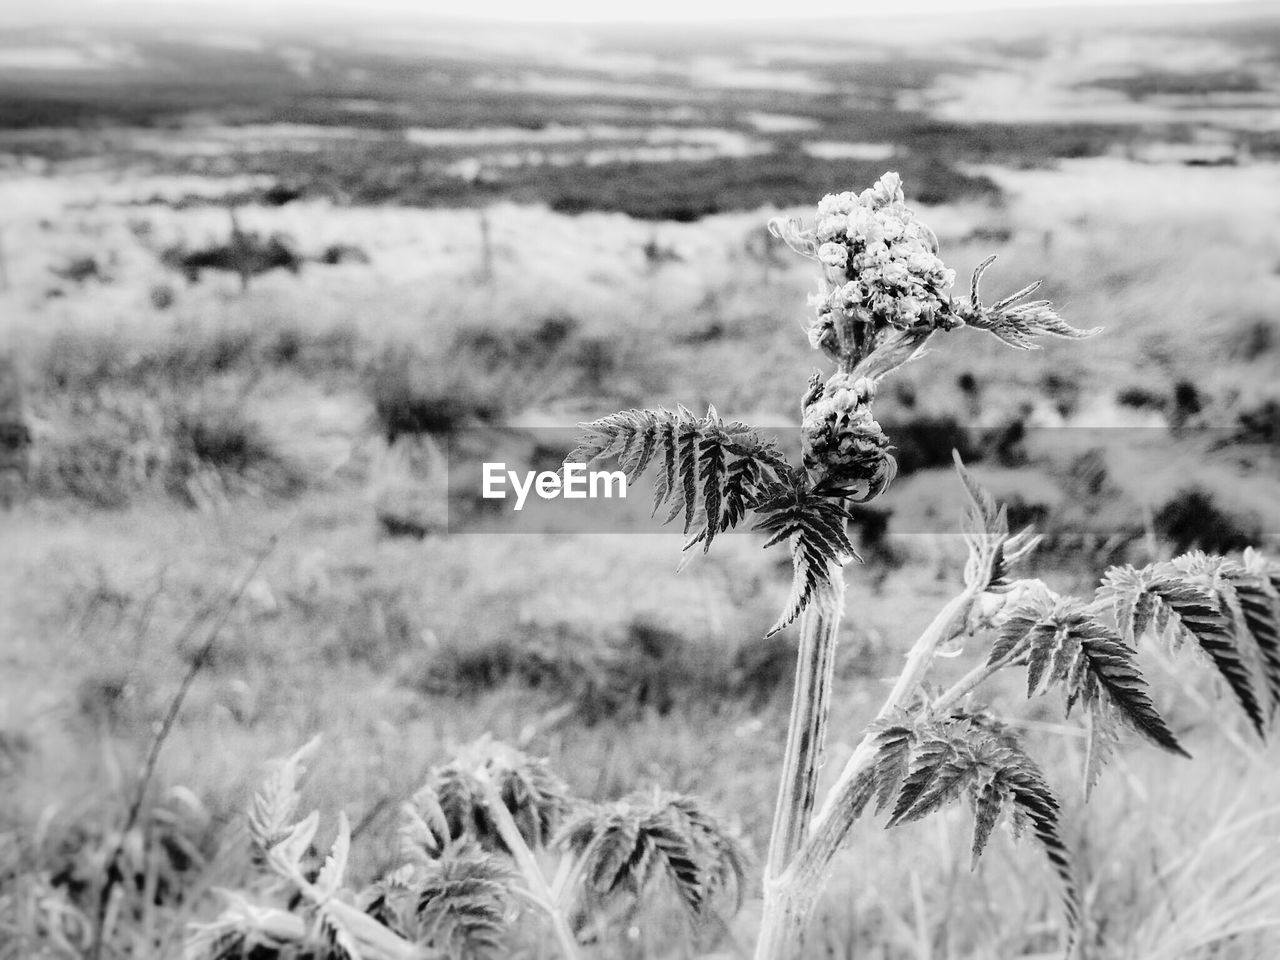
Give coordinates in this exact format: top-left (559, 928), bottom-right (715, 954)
top-left (807, 172), bottom-right (956, 351)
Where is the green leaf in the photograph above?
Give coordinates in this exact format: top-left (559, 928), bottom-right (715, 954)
top-left (953, 452), bottom-right (1039, 593)
top-left (888, 734), bottom-right (972, 827)
top-left (698, 430), bottom-right (727, 552)
top-left (1148, 575), bottom-right (1265, 738)
top-left (971, 780), bottom-right (1003, 869)
top-left (1013, 597), bottom-right (1185, 756)
top-left (754, 482), bottom-right (857, 636)
top-left (567, 406), bottom-right (790, 556)
top-left (960, 256), bottom-right (1101, 350)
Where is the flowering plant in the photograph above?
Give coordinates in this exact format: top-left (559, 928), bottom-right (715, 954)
top-left (565, 173), bottom-right (1280, 960)
top-left (189, 174), bottom-right (1280, 960)
top-left (808, 171), bottom-right (956, 353)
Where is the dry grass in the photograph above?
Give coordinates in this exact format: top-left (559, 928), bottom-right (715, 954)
top-left (2, 157), bottom-right (1280, 958)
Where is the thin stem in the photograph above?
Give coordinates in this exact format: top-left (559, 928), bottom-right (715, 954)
top-left (929, 634), bottom-right (1030, 717)
top-left (814, 584), bottom-right (979, 827)
top-left (90, 535), bottom-right (280, 960)
top-left (476, 771), bottom-right (582, 960)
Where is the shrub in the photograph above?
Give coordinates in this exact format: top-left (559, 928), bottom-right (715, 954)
top-left (29, 392), bottom-right (300, 508)
top-left (880, 414), bottom-right (979, 475)
top-left (415, 616), bottom-right (784, 723)
top-left (369, 349), bottom-right (508, 441)
top-left (1226, 316), bottom-right (1275, 361)
top-left (160, 229), bottom-right (302, 286)
top-left (1153, 486), bottom-right (1261, 555)
top-left (1235, 396), bottom-right (1280, 447)
top-left (49, 254), bottom-right (107, 285)
top-left (1116, 384), bottom-right (1165, 410)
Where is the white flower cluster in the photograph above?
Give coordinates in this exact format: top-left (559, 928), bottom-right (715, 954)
top-left (807, 172), bottom-right (956, 335)
top-left (801, 373), bottom-right (894, 498)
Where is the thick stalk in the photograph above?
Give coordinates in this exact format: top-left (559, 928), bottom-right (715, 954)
top-left (753, 583), bottom-right (983, 960)
top-left (764, 594), bottom-right (842, 881)
top-left (754, 880), bottom-right (820, 960)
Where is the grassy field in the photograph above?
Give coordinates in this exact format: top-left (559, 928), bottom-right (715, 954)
top-left (3, 152), bottom-right (1280, 956)
top-left (4, 7), bottom-right (1280, 959)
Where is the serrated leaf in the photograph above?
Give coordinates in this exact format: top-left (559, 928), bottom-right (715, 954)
top-left (1226, 562), bottom-right (1280, 712)
top-left (889, 736), bottom-right (969, 827)
top-left (1149, 575), bottom-right (1265, 737)
top-left (567, 406), bottom-right (790, 559)
top-left (1002, 758), bottom-right (1079, 934)
top-left (971, 780), bottom-right (1003, 869)
top-left (1083, 706), bottom-right (1121, 799)
top-left (988, 589), bottom-right (1057, 665)
top-left (275, 810), bottom-right (319, 872)
top-left (952, 452), bottom-right (1040, 595)
top-left (315, 811), bottom-right (351, 898)
top-left (249, 736), bottom-right (322, 859)
top-left (698, 432), bottom-right (727, 552)
top-left (954, 450), bottom-right (1002, 540)
top-left (756, 483), bottom-right (856, 636)
top-left (1018, 598), bottom-right (1185, 756)
top-left (1073, 614), bottom-right (1186, 756)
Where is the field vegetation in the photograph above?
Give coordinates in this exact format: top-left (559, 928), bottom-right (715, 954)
top-left (2, 5), bottom-right (1280, 958)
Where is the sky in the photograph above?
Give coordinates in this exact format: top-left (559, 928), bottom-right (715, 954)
top-left (10, 0), bottom-right (1257, 25)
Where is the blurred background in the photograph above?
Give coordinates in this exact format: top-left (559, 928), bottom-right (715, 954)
top-left (2, 0), bottom-right (1280, 956)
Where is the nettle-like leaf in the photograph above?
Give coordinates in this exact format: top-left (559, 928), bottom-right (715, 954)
top-left (845, 718), bottom-right (915, 822)
top-left (556, 791), bottom-right (747, 932)
top-left (571, 407), bottom-right (862, 634)
top-left (958, 255), bottom-right (1101, 351)
top-left (194, 742), bottom-right (429, 960)
top-left (753, 476), bottom-right (858, 636)
top-left (363, 845), bottom-right (513, 960)
top-left (397, 849), bottom-right (513, 960)
top-left (994, 595), bottom-right (1185, 763)
top-left (248, 736), bottom-right (323, 872)
top-left (566, 405), bottom-right (791, 553)
top-left (1098, 552), bottom-right (1280, 739)
top-left (880, 714), bottom-right (1080, 932)
top-left (952, 452), bottom-right (1040, 594)
top-left (420, 739), bottom-right (573, 856)
top-left (1228, 549), bottom-right (1280, 712)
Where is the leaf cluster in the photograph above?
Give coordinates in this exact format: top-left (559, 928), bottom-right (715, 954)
top-left (363, 852), bottom-right (513, 960)
top-left (191, 738), bottom-right (749, 960)
top-left (567, 406), bottom-right (860, 635)
top-left (1097, 549), bottom-right (1280, 738)
top-left (556, 790), bottom-right (747, 933)
top-left (409, 739), bottom-right (573, 856)
top-left (957, 255), bottom-right (1101, 350)
top-left (846, 711), bottom-right (1079, 932)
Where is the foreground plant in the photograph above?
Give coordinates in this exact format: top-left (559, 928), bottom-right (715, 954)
top-left (186, 173), bottom-right (1280, 959)
top-left (187, 737), bottom-right (745, 959)
top-left (565, 172), bottom-right (1280, 957)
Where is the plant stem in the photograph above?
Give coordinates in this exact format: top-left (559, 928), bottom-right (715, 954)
top-left (477, 772), bottom-right (582, 960)
top-left (90, 535), bottom-right (280, 960)
top-left (815, 585), bottom-right (979, 826)
top-left (929, 637), bottom-right (1029, 717)
top-left (753, 583), bottom-right (982, 959)
top-left (764, 589), bottom-right (843, 881)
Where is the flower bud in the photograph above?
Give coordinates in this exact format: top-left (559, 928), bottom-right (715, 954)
top-left (801, 373), bottom-right (895, 501)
